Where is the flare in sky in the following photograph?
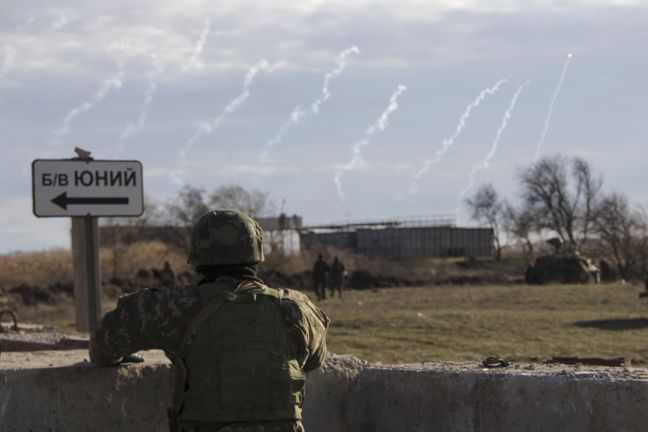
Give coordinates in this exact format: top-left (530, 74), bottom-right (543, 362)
top-left (458, 81), bottom-right (530, 208)
top-left (533, 53), bottom-right (573, 161)
top-left (262, 46), bottom-right (359, 160)
top-left (409, 79), bottom-right (507, 194)
top-left (171, 59), bottom-right (283, 185)
top-left (334, 84), bottom-right (407, 200)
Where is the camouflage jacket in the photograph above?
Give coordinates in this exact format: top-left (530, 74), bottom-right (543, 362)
top-left (89, 277), bottom-right (330, 372)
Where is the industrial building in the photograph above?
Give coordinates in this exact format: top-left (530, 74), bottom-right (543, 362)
top-left (299, 216), bottom-right (494, 259)
top-left (99, 214), bottom-right (494, 259)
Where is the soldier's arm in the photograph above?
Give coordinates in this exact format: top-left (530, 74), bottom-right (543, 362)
top-left (280, 289), bottom-right (330, 372)
top-left (89, 286), bottom-right (200, 365)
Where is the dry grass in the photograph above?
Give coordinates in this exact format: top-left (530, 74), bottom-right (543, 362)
top-left (13, 282), bottom-right (648, 365)
top-left (314, 282), bottom-right (648, 365)
top-left (0, 242), bottom-right (191, 289)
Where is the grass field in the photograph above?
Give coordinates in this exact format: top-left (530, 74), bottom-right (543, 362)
top-left (314, 283), bottom-right (648, 365)
top-left (10, 282), bottom-right (648, 366)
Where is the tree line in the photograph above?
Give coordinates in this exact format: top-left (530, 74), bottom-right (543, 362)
top-left (465, 154), bottom-right (648, 279)
top-left (104, 184), bottom-right (274, 250)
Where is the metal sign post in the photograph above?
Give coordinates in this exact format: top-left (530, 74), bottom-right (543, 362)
top-left (32, 152), bottom-right (144, 332)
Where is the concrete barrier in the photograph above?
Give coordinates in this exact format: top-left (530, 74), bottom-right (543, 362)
top-left (1, 350), bottom-right (648, 431)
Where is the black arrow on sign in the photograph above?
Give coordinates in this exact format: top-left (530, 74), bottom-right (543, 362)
top-left (51, 192), bottom-right (129, 210)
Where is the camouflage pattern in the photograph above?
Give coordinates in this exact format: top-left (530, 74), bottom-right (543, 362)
top-left (188, 210), bottom-right (264, 267)
top-left (89, 278), bottom-right (329, 373)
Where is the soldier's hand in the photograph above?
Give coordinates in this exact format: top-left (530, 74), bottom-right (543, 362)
top-left (121, 353), bottom-right (145, 364)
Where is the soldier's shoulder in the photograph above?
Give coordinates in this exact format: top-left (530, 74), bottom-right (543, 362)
top-left (116, 284), bottom-right (201, 310)
top-left (276, 287), bottom-right (313, 303)
top-left (273, 287), bottom-right (330, 329)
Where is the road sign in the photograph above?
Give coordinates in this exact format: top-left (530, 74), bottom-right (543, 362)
top-left (32, 159), bottom-right (144, 217)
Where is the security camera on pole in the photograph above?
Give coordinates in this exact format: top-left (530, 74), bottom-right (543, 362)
top-left (31, 148), bottom-right (144, 332)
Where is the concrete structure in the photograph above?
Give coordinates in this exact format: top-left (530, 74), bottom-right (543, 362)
top-left (1, 350), bottom-right (647, 431)
top-left (301, 217), bottom-right (494, 259)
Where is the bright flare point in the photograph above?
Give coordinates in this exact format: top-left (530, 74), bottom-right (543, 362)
top-left (568, 53), bottom-right (573, 58)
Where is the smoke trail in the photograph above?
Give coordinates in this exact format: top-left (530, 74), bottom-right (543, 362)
top-left (116, 54), bottom-right (164, 156)
top-left (458, 81), bottom-right (529, 206)
top-left (533, 53), bottom-right (573, 161)
top-left (51, 64), bottom-right (125, 146)
top-left (0, 45), bottom-right (16, 79)
top-left (311, 46), bottom-right (360, 114)
top-left (334, 84), bottom-right (407, 200)
top-left (263, 46), bottom-right (359, 158)
top-left (183, 19), bottom-right (211, 71)
top-left (171, 59), bottom-right (282, 184)
top-left (409, 79), bottom-right (506, 194)
top-left (50, 12), bottom-right (69, 30)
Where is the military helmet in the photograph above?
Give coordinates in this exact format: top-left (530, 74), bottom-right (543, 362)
top-left (188, 209), bottom-right (264, 266)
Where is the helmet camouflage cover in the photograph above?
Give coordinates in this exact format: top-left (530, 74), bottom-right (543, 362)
top-left (188, 209), bottom-right (264, 266)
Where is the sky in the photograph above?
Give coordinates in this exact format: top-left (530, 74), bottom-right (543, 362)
top-left (1, 0), bottom-right (647, 252)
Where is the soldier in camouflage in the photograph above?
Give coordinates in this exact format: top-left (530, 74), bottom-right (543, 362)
top-left (90, 209), bottom-right (329, 432)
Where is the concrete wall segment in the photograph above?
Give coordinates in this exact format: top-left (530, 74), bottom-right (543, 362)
top-left (1, 351), bottom-right (648, 431)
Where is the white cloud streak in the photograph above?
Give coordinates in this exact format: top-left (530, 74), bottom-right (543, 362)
top-left (171, 59), bottom-right (283, 184)
top-left (334, 84), bottom-right (407, 200)
top-left (51, 64), bottom-right (125, 146)
top-left (116, 54), bottom-right (164, 156)
top-left (0, 45), bottom-right (17, 79)
top-left (458, 80), bottom-right (530, 205)
top-left (534, 53), bottom-right (573, 161)
top-left (262, 46), bottom-right (360, 159)
top-left (409, 79), bottom-right (507, 194)
top-left (183, 18), bottom-right (211, 71)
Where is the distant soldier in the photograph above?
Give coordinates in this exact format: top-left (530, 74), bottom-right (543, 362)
top-left (329, 256), bottom-right (345, 298)
top-left (90, 210), bottom-right (329, 432)
top-left (312, 254), bottom-right (329, 301)
top-left (159, 261), bottom-right (176, 286)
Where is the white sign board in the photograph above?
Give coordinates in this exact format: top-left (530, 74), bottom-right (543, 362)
top-left (32, 159), bottom-right (144, 217)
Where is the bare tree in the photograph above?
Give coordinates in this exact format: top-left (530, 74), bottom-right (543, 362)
top-left (519, 155), bottom-right (602, 254)
top-left (162, 186), bottom-right (210, 250)
top-left (503, 203), bottom-right (535, 262)
top-left (208, 184), bottom-right (273, 218)
top-left (593, 192), bottom-right (640, 279)
top-left (465, 183), bottom-right (505, 259)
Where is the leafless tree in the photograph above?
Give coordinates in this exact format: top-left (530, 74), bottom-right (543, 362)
top-left (208, 184), bottom-right (273, 218)
top-left (162, 186), bottom-right (210, 250)
top-left (593, 193), bottom-right (646, 279)
top-left (519, 155), bottom-right (602, 254)
top-left (465, 183), bottom-right (505, 259)
top-left (503, 203), bottom-right (536, 262)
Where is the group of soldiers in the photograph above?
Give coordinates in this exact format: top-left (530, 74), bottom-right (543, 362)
top-left (312, 254), bottom-right (346, 301)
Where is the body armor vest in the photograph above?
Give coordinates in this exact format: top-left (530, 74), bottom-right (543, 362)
top-left (178, 279), bottom-right (305, 425)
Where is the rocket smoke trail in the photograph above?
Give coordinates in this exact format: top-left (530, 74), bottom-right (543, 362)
top-left (262, 46), bottom-right (359, 159)
top-left (51, 64), bottom-right (125, 146)
top-left (171, 59), bottom-right (283, 184)
top-left (334, 84), bottom-right (407, 200)
top-left (116, 54), bottom-right (164, 156)
top-left (458, 81), bottom-right (530, 207)
top-left (1, 44), bottom-right (16, 79)
top-left (533, 53), bottom-right (573, 161)
top-left (409, 79), bottom-right (507, 194)
top-left (183, 19), bottom-right (211, 71)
